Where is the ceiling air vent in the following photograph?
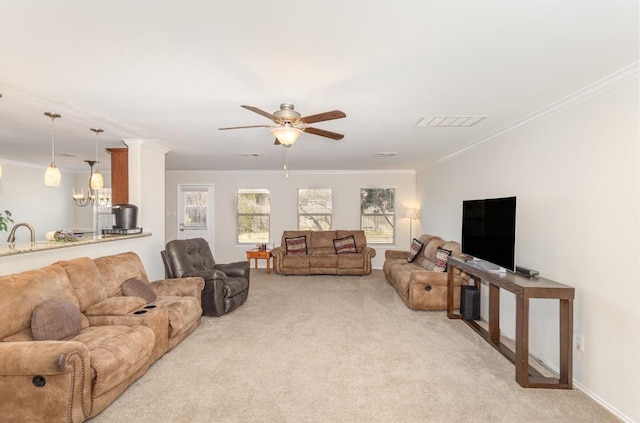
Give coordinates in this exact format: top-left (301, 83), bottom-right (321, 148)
top-left (415, 116), bottom-right (487, 128)
top-left (375, 152), bottom-right (397, 157)
top-left (237, 153), bottom-right (261, 157)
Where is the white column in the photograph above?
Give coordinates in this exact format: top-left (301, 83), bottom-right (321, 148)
top-left (122, 139), bottom-right (170, 280)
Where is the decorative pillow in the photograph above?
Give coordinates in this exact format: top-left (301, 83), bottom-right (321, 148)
top-left (121, 278), bottom-right (157, 304)
top-left (285, 236), bottom-right (308, 255)
top-left (434, 247), bottom-right (452, 272)
top-left (334, 235), bottom-right (358, 254)
top-left (407, 238), bottom-right (424, 263)
top-left (31, 298), bottom-right (82, 341)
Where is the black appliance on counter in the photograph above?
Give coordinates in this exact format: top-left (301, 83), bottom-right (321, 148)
top-left (102, 204), bottom-right (142, 235)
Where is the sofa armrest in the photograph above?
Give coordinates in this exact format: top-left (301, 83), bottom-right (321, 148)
top-left (84, 296), bottom-right (146, 316)
top-left (0, 341), bottom-right (92, 422)
top-left (362, 246), bottom-right (376, 258)
top-left (271, 246), bottom-right (285, 259)
top-left (150, 277), bottom-right (205, 298)
top-left (0, 341), bottom-right (90, 375)
top-left (215, 261), bottom-right (250, 279)
top-left (385, 249), bottom-right (409, 260)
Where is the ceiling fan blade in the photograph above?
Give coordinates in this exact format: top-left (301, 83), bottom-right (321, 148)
top-left (304, 127), bottom-right (344, 140)
top-left (300, 110), bottom-right (346, 124)
top-left (241, 105), bottom-right (278, 122)
top-left (218, 124), bottom-right (272, 130)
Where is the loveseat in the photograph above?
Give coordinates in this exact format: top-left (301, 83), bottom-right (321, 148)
top-left (383, 234), bottom-right (470, 310)
top-left (0, 251), bottom-right (204, 422)
top-left (272, 230), bottom-right (376, 275)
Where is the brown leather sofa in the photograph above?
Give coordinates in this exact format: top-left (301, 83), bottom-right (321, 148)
top-left (271, 230), bottom-right (376, 275)
top-left (0, 251), bottom-right (204, 422)
top-left (162, 238), bottom-right (250, 317)
top-left (383, 234), bottom-right (470, 310)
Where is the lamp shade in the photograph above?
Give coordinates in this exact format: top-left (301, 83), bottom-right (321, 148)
top-left (45, 165), bottom-right (61, 187)
top-left (271, 125), bottom-right (302, 146)
top-left (404, 208), bottom-right (418, 219)
top-left (90, 172), bottom-right (104, 190)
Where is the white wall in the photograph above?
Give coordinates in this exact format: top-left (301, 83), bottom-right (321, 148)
top-left (0, 160), bottom-right (76, 241)
top-left (416, 77), bottom-right (639, 421)
top-left (165, 170), bottom-right (416, 269)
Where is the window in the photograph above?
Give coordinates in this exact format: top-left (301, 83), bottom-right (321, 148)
top-left (360, 188), bottom-right (395, 243)
top-left (237, 189), bottom-right (270, 243)
top-left (298, 188), bottom-right (332, 231)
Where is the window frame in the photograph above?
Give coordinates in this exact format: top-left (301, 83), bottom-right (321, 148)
top-left (236, 188), bottom-right (271, 244)
top-left (297, 188), bottom-right (333, 231)
top-left (360, 188), bottom-right (396, 244)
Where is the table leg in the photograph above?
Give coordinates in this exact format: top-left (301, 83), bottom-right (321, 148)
top-left (253, 258), bottom-right (258, 269)
top-left (515, 294), bottom-right (529, 387)
top-left (488, 283), bottom-right (500, 344)
top-left (559, 299), bottom-right (573, 387)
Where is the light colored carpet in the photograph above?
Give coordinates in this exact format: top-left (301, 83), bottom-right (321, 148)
top-left (90, 270), bottom-right (618, 422)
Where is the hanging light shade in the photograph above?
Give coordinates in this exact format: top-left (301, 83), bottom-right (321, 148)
top-left (270, 123), bottom-right (302, 146)
top-left (89, 128), bottom-right (104, 190)
top-left (44, 112), bottom-right (62, 187)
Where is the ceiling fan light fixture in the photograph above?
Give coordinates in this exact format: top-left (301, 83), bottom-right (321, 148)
top-left (270, 124), bottom-right (302, 146)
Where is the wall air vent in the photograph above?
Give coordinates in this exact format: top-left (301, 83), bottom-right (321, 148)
top-left (375, 152), bottom-right (397, 157)
top-left (415, 116), bottom-right (487, 128)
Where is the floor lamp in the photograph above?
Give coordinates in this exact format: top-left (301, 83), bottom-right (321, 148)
top-left (404, 208), bottom-right (418, 245)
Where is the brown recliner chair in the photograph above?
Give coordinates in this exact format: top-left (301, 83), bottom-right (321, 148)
top-left (162, 238), bottom-right (250, 317)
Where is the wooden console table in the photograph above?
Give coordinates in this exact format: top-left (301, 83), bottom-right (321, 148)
top-left (447, 255), bottom-right (574, 389)
top-left (246, 249), bottom-right (272, 275)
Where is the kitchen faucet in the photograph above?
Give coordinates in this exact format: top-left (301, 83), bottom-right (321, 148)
top-left (7, 223), bottom-right (36, 243)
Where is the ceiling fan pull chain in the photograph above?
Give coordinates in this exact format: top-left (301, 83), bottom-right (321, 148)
top-left (284, 146), bottom-right (289, 178)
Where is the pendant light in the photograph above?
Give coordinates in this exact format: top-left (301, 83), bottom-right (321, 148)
top-left (44, 112), bottom-right (62, 187)
top-left (89, 128), bottom-right (104, 190)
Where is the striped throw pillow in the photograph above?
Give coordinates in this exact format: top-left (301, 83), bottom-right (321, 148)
top-left (285, 236), bottom-right (308, 255)
top-left (434, 247), bottom-right (452, 272)
top-left (333, 235), bottom-right (358, 254)
top-left (407, 238), bottom-right (424, 263)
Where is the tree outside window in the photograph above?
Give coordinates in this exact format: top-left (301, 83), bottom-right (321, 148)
top-left (360, 188), bottom-right (395, 243)
top-left (298, 188), bottom-right (332, 231)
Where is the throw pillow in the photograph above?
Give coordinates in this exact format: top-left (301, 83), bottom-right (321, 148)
top-left (121, 278), bottom-right (157, 304)
top-left (434, 247), bottom-right (453, 272)
top-left (334, 235), bottom-right (358, 254)
top-left (31, 298), bottom-right (82, 341)
top-left (285, 236), bottom-right (308, 255)
top-left (407, 238), bottom-right (424, 263)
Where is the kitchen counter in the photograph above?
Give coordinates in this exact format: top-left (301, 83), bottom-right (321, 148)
top-left (0, 232), bottom-right (151, 257)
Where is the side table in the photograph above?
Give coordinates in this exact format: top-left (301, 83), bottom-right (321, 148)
top-left (246, 249), bottom-right (272, 274)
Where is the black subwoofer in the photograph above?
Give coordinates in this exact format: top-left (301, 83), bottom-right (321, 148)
top-left (460, 285), bottom-right (480, 320)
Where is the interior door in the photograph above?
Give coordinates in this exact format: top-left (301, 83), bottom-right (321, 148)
top-left (177, 185), bottom-right (214, 246)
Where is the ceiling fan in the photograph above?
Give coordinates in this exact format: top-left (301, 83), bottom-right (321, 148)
top-left (218, 103), bottom-right (346, 146)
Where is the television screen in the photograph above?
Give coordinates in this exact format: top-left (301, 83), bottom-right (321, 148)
top-left (461, 196), bottom-right (516, 272)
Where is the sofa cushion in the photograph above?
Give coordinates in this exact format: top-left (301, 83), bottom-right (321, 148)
top-left (407, 238), bottom-right (424, 263)
top-left (334, 235), bottom-right (357, 254)
top-left (94, 252), bottom-right (150, 297)
top-left (434, 247), bottom-right (452, 272)
top-left (31, 298), bottom-right (83, 341)
top-left (71, 325), bottom-right (154, 397)
top-left (55, 257), bottom-right (108, 312)
top-left (154, 296), bottom-right (201, 339)
top-left (122, 278), bottom-right (157, 304)
top-left (285, 236), bottom-right (308, 255)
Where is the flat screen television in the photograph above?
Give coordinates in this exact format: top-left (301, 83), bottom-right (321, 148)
top-left (461, 196), bottom-right (516, 272)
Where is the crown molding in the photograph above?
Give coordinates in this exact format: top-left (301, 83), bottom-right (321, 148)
top-left (418, 61), bottom-right (640, 171)
top-left (166, 169), bottom-right (416, 175)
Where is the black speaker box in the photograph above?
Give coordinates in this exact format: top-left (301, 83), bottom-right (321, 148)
top-left (460, 285), bottom-right (480, 320)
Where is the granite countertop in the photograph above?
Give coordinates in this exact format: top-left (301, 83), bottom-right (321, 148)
top-left (0, 232), bottom-right (151, 257)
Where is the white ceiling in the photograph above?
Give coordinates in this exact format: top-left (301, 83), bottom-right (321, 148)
top-left (0, 1), bottom-right (638, 172)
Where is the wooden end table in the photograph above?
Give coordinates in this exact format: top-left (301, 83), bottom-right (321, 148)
top-left (246, 249), bottom-right (272, 274)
